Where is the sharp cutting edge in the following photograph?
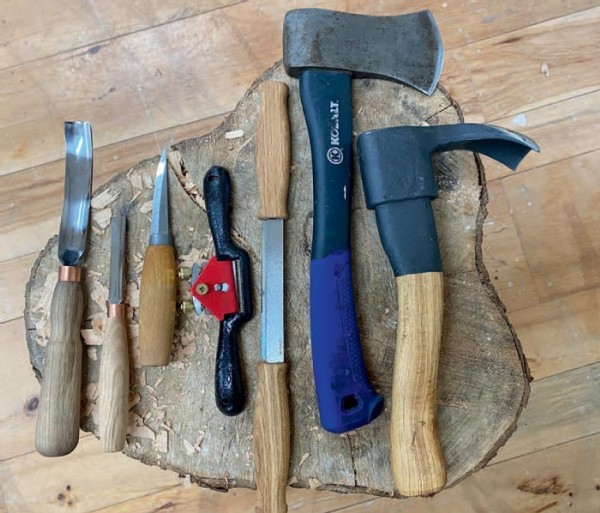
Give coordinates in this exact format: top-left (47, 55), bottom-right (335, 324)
top-left (35, 121), bottom-right (93, 458)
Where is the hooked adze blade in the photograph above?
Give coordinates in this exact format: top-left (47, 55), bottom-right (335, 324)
top-left (283, 9), bottom-right (443, 95)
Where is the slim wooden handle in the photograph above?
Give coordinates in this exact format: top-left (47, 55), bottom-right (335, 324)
top-left (253, 363), bottom-right (290, 513)
top-left (139, 245), bottom-right (177, 366)
top-left (35, 280), bottom-right (83, 457)
top-left (99, 314), bottom-right (129, 452)
top-left (255, 81), bottom-right (291, 220)
top-left (391, 272), bottom-right (447, 496)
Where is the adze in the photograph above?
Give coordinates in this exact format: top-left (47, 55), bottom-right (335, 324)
top-left (357, 123), bottom-right (539, 495)
top-left (283, 9), bottom-right (443, 434)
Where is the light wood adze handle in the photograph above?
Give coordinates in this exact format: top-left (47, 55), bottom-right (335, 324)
top-left (391, 272), bottom-right (447, 496)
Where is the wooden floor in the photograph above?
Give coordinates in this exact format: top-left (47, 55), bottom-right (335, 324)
top-left (1, 1), bottom-right (598, 512)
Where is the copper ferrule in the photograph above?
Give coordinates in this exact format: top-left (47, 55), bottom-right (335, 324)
top-left (107, 303), bottom-right (126, 318)
top-left (58, 265), bottom-right (82, 282)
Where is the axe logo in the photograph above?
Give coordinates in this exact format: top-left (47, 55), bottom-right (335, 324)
top-left (327, 100), bottom-right (343, 165)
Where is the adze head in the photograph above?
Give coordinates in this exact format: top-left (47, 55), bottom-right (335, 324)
top-left (283, 9), bottom-right (444, 95)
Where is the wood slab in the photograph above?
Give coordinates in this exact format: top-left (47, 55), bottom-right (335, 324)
top-left (24, 63), bottom-right (530, 497)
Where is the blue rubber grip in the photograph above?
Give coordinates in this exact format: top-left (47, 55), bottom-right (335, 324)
top-left (300, 70), bottom-right (383, 433)
top-left (311, 250), bottom-right (384, 433)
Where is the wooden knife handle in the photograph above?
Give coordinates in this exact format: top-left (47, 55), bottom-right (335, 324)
top-left (253, 362), bottom-right (290, 513)
top-left (35, 278), bottom-right (83, 457)
top-left (139, 245), bottom-right (177, 366)
top-left (256, 81), bottom-right (291, 220)
top-left (391, 272), bottom-right (447, 496)
top-left (99, 312), bottom-right (129, 452)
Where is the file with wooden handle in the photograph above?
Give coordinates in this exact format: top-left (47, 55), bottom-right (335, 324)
top-left (253, 80), bottom-right (291, 513)
top-left (35, 121), bottom-right (93, 457)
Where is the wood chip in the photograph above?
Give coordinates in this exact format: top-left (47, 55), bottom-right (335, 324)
top-left (139, 200), bottom-right (153, 214)
top-left (299, 452), bottom-right (309, 468)
top-left (308, 477), bottom-right (322, 490)
top-left (225, 129), bottom-right (244, 139)
top-left (87, 347), bottom-right (97, 360)
top-left (91, 188), bottom-right (120, 210)
top-left (288, 476), bottom-right (298, 486)
top-left (183, 439), bottom-right (196, 455)
top-left (182, 474), bottom-right (192, 488)
top-left (153, 431), bottom-right (168, 453)
top-left (92, 207), bottom-right (112, 230)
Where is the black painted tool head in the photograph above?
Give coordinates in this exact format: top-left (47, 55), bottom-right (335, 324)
top-left (283, 9), bottom-right (444, 95)
top-left (356, 124), bottom-right (540, 276)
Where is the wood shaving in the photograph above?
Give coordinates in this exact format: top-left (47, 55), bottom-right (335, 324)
top-left (129, 171), bottom-right (143, 191)
top-left (299, 452), bottom-right (309, 468)
top-left (85, 383), bottom-right (98, 402)
top-left (225, 129), bottom-right (244, 139)
top-left (126, 282), bottom-right (140, 308)
top-left (288, 476), bottom-right (298, 486)
top-left (161, 421), bottom-right (175, 433)
top-left (33, 272), bottom-right (57, 313)
top-left (92, 207), bottom-right (112, 230)
top-left (153, 431), bottom-right (168, 453)
top-left (87, 347), bottom-right (98, 360)
top-left (183, 439), bottom-right (196, 455)
top-left (153, 376), bottom-right (163, 388)
top-left (81, 324), bottom-right (103, 346)
top-left (128, 412), bottom-right (156, 440)
top-left (139, 200), bottom-right (153, 214)
top-left (90, 279), bottom-right (109, 310)
top-left (91, 189), bottom-right (120, 210)
top-left (155, 409), bottom-right (166, 421)
top-left (142, 171), bottom-right (154, 190)
top-left (308, 478), bottom-right (322, 490)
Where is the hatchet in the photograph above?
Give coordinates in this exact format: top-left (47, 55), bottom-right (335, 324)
top-left (283, 9), bottom-right (443, 433)
top-left (357, 123), bottom-right (539, 495)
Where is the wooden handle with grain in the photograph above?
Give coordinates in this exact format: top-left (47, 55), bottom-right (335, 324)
top-left (255, 81), bottom-right (291, 220)
top-left (99, 311), bottom-right (129, 452)
top-left (253, 363), bottom-right (290, 513)
top-left (35, 279), bottom-right (83, 457)
top-left (391, 272), bottom-right (447, 496)
top-left (139, 245), bottom-right (177, 366)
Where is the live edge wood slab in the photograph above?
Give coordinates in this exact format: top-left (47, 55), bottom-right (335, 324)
top-left (24, 63), bottom-right (530, 498)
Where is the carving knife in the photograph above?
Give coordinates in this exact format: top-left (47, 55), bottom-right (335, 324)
top-left (99, 212), bottom-right (129, 452)
top-left (253, 81), bottom-right (291, 513)
top-left (35, 121), bottom-right (93, 457)
top-left (139, 151), bottom-right (177, 366)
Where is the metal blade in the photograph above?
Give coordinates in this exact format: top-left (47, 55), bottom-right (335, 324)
top-left (149, 150), bottom-right (171, 246)
top-left (261, 219), bottom-right (284, 363)
top-left (108, 212), bottom-right (126, 304)
top-left (58, 121), bottom-right (93, 266)
top-left (283, 9), bottom-right (444, 95)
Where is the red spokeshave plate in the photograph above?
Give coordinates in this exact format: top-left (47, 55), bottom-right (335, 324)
top-left (191, 256), bottom-right (239, 321)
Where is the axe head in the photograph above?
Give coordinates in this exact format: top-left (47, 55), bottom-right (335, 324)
top-left (283, 9), bottom-right (444, 95)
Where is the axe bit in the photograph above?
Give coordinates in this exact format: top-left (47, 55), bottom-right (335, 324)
top-left (357, 123), bottom-right (539, 496)
top-left (283, 9), bottom-right (443, 434)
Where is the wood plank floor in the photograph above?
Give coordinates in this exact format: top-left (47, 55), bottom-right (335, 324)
top-left (1, 1), bottom-right (598, 511)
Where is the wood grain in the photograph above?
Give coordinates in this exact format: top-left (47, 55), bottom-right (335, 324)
top-left (35, 279), bottom-right (83, 457)
top-left (254, 363), bottom-right (290, 513)
top-left (256, 81), bottom-right (291, 220)
top-left (391, 272), bottom-right (446, 496)
top-left (0, 253), bottom-right (37, 322)
top-left (138, 245), bottom-right (177, 366)
top-left (99, 315), bottom-right (129, 452)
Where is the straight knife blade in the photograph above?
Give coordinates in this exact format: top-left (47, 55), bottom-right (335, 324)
top-left (261, 218), bottom-right (284, 363)
top-left (108, 212), bottom-right (126, 304)
top-left (58, 121), bottom-right (93, 266)
top-left (149, 150), bottom-right (171, 246)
